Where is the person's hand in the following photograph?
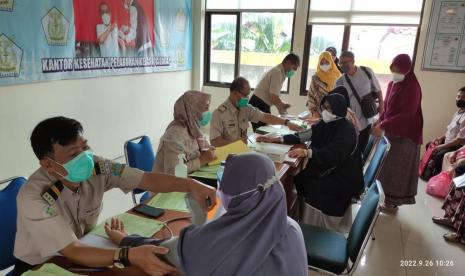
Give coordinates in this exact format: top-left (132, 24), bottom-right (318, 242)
top-left (305, 117), bottom-right (320, 125)
top-left (287, 122), bottom-right (304, 132)
top-left (288, 148), bottom-right (310, 158)
top-left (282, 102), bottom-right (291, 110)
top-left (256, 135), bottom-right (281, 143)
top-left (187, 178), bottom-right (217, 211)
top-left (199, 147), bottom-right (216, 165)
top-left (449, 151), bottom-right (458, 164)
top-left (104, 218), bottom-right (128, 245)
top-left (432, 137), bottom-right (443, 145)
top-left (129, 245), bottom-right (175, 276)
top-left (431, 145), bottom-right (444, 156)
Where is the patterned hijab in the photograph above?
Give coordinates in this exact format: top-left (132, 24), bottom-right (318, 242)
top-left (166, 90), bottom-right (211, 140)
top-left (316, 51), bottom-right (341, 91)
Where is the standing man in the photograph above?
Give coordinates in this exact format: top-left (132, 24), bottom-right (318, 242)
top-left (249, 53), bottom-right (300, 131)
top-left (335, 50), bottom-right (383, 155)
top-left (12, 117), bottom-right (216, 276)
top-left (210, 77), bottom-right (303, 147)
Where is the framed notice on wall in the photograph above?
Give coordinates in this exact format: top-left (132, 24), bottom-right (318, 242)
top-left (422, 0), bottom-right (465, 72)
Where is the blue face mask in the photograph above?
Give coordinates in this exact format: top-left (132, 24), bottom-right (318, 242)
top-left (341, 65), bottom-right (350, 74)
top-left (198, 111), bottom-right (212, 126)
top-left (62, 150), bottom-right (95, 183)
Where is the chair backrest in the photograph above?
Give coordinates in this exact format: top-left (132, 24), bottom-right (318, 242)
top-left (0, 177), bottom-right (27, 270)
top-left (363, 136), bottom-right (390, 189)
top-left (362, 134), bottom-right (378, 165)
top-left (124, 135), bottom-right (155, 197)
top-left (347, 180), bottom-right (381, 263)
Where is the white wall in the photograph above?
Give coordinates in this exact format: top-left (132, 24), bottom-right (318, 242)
top-left (0, 71), bottom-right (191, 179)
top-left (197, 0), bottom-right (465, 146)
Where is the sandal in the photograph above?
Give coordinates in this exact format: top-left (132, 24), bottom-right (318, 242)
top-left (432, 216), bottom-right (454, 228)
top-left (443, 232), bottom-right (460, 243)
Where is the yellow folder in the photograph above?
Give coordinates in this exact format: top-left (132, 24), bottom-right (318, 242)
top-left (208, 140), bottom-right (250, 166)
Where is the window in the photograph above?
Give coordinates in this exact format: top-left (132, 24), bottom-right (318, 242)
top-left (205, 0), bottom-right (296, 92)
top-left (301, 0), bottom-right (424, 95)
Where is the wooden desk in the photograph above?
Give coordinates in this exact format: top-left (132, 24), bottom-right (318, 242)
top-left (47, 208), bottom-right (191, 276)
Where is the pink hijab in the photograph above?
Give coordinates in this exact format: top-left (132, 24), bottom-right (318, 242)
top-left (167, 90), bottom-right (211, 140)
top-left (380, 54), bottom-right (423, 144)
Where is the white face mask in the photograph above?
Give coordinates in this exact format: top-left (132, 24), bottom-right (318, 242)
top-left (322, 110), bottom-right (338, 123)
top-left (392, 73), bottom-right (405, 83)
top-left (320, 64), bottom-right (331, 72)
top-left (102, 13), bottom-right (111, 25)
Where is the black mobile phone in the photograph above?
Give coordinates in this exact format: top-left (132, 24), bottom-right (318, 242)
top-left (133, 204), bottom-right (165, 218)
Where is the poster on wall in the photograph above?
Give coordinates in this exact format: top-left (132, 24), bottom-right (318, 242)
top-left (422, 0), bottom-right (465, 72)
top-left (0, 0), bottom-right (192, 86)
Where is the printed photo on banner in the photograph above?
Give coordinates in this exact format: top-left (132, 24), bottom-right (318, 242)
top-left (73, 0), bottom-right (155, 58)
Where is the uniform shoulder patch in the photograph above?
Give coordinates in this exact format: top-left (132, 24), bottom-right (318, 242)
top-left (218, 105), bottom-right (227, 113)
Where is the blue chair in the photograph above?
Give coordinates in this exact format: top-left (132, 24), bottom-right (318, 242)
top-left (362, 134), bottom-right (379, 165)
top-left (124, 135), bottom-right (155, 205)
top-left (300, 180), bottom-right (383, 275)
top-left (0, 176), bottom-right (27, 273)
top-left (363, 136), bottom-right (390, 189)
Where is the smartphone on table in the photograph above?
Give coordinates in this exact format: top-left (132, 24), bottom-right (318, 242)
top-left (133, 204), bottom-right (165, 218)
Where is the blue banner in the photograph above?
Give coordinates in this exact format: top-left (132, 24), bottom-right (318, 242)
top-left (0, 0), bottom-right (192, 86)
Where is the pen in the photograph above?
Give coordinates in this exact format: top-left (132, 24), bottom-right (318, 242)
top-left (69, 267), bottom-right (105, 272)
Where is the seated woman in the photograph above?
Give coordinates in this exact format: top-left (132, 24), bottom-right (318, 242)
top-left (153, 90), bottom-right (216, 175)
top-left (422, 86), bottom-right (465, 180)
top-left (258, 86), bottom-right (360, 145)
top-left (289, 94), bottom-right (363, 232)
top-left (105, 153), bottom-right (308, 276)
top-left (432, 163), bottom-right (465, 244)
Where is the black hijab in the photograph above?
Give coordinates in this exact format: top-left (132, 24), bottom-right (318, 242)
top-left (330, 86), bottom-right (350, 108)
top-left (312, 93), bottom-right (349, 149)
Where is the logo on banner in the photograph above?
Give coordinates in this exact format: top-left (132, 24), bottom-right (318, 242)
top-left (0, 0), bottom-right (14, 11)
top-left (0, 34), bottom-right (22, 78)
top-left (41, 7), bottom-right (70, 46)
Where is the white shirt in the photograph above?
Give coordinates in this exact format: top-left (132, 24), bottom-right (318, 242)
top-left (96, 24), bottom-right (120, 57)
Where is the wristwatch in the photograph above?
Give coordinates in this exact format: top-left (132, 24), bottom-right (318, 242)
top-left (113, 248), bottom-right (125, 269)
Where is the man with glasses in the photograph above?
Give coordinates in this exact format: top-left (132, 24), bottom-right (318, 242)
top-left (210, 77), bottom-right (303, 147)
top-left (335, 51), bottom-right (383, 155)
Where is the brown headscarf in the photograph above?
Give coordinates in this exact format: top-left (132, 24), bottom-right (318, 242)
top-left (166, 90), bottom-right (211, 140)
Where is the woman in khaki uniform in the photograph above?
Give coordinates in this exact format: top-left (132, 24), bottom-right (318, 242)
top-left (153, 90), bottom-right (216, 175)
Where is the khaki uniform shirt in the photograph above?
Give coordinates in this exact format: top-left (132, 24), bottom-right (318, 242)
top-left (153, 125), bottom-right (201, 175)
top-left (252, 64), bottom-right (286, 106)
top-left (14, 157), bottom-right (144, 265)
top-left (210, 99), bottom-right (264, 144)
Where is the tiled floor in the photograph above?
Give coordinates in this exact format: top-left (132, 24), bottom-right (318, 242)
top-left (310, 180), bottom-right (465, 276)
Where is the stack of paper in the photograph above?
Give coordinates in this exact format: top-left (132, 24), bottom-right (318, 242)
top-left (256, 125), bottom-right (296, 136)
top-left (22, 264), bottom-right (74, 276)
top-left (249, 143), bottom-right (292, 163)
top-left (208, 140), bottom-right (250, 166)
top-left (148, 192), bottom-right (189, 212)
top-left (453, 174), bottom-right (465, 188)
top-left (91, 213), bottom-right (164, 239)
top-left (189, 164), bottom-right (220, 180)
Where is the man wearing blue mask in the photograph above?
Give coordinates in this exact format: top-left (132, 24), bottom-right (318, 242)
top-left (335, 50), bottom-right (383, 156)
top-left (12, 116), bottom-right (216, 276)
top-left (210, 77), bottom-right (303, 147)
top-left (249, 53), bottom-right (300, 131)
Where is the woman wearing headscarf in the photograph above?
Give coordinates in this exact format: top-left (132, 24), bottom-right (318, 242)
top-left (289, 93), bottom-right (364, 232)
top-left (105, 153), bottom-right (308, 276)
top-left (307, 51), bottom-right (341, 118)
top-left (330, 86), bottom-right (361, 134)
top-left (372, 54), bottom-right (423, 213)
top-left (153, 90), bottom-right (216, 175)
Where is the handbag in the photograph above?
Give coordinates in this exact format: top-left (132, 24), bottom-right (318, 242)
top-left (419, 142), bottom-right (438, 179)
top-left (344, 66), bottom-right (378, 119)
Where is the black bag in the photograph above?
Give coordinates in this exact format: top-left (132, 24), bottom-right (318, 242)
top-left (344, 66), bottom-right (379, 119)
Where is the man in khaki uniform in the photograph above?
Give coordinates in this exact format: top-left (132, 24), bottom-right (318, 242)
top-left (210, 77), bottom-right (303, 147)
top-left (12, 117), bottom-right (216, 276)
top-left (249, 53), bottom-right (300, 131)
